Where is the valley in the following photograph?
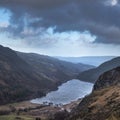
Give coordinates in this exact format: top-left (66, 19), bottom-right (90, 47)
top-left (0, 45), bottom-right (93, 105)
top-left (0, 98), bottom-right (82, 120)
top-left (0, 66), bottom-right (120, 120)
top-left (0, 1), bottom-right (120, 120)
top-left (0, 45), bottom-right (119, 120)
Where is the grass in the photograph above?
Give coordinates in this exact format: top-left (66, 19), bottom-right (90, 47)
top-left (107, 116), bottom-right (118, 120)
top-left (0, 115), bottom-right (34, 120)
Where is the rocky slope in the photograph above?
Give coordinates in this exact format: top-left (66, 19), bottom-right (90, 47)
top-left (94, 67), bottom-right (120, 90)
top-left (65, 67), bottom-right (120, 120)
top-left (77, 57), bottom-right (120, 83)
top-left (0, 45), bottom-right (93, 105)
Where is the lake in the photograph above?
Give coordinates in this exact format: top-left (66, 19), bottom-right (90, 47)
top-left (31, 79), bottom-right (93, 105)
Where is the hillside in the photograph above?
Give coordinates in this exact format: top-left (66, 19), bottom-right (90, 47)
top-left (77, 57), bottom-right (120, 83)
top-left (0, 45), bottom-right (93, 105)
top-left (17, 52), bottom-right (94, 83)
top-left (0, 67), bottom-right (119, 120)
top-left (66, 67), bottom-right (120, 120)
top-left (0, 45), bottom-right (56, 104)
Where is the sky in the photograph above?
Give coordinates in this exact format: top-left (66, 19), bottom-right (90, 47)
top-left (0, 0), bottom-right (120, 57)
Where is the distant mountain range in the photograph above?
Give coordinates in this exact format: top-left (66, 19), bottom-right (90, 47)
top-left (78, 57), bottom-right (120, 83)
top-left (0, 45), bottom-right (93, 104)
top-left (55, 56), bottom-right (116, 66)
top-left (17, 52), bottom-right (94, 82)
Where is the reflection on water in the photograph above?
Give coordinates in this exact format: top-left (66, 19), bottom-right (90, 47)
top-left (31, 79), bottom-right (93, 105)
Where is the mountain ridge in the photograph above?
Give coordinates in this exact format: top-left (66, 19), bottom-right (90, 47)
top-left (77, 57), bottom-right (120, 83)
top-left (55, 56), bottom-right (116, 66)
top-left (0, 45), bottom-right (93, 105)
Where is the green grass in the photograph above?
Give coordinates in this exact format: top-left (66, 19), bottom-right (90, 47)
top-left (0, 115), bottom-right (34, 120)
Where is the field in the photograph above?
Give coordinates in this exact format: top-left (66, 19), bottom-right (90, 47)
top-left (0, 115), bottom-right (34, 120)
top-left (0, 100), bottom-right (80, 120)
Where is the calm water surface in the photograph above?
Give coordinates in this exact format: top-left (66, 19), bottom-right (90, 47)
top-left (31, 79), bottom-right (93, 105)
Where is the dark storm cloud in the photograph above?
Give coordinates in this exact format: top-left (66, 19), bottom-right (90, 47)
top-left (0, 0), bottom-right (120, 44)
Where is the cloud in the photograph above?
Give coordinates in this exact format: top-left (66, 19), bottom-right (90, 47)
top-left (0, 0), bottom-right (120, 45)
top-left (105, 0), bottom-right (118, 6)
top-left (0, 22), bottom-right (9, 28)
top-left (1, 31), bottom-right (120, 57)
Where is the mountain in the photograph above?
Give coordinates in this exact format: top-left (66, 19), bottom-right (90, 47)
top-left (94, 67), bottom-right (120, 90)
top-left (66, 67), bottom-right (120, 120)
top-left (0, 45), bottom-right (93, 105)
top-left (17, 52), bottom-right (94, 83)
top-left (55, 56), bottom-right (115, 66)
top-left (77, 57), bottom-right (120, 83)
top-left (0, 45), bottom-right (56, 104)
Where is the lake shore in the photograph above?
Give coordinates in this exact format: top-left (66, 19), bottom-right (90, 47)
top-left (31, 79), bottom-right (93, 105)
top-left (0, 79), bottom-right (92, 120)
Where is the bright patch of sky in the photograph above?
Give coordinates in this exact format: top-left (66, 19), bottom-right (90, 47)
top-left (111, 0), bottom-right (118, 6)
top-left (0, 9), bottom-right (10, 27)
top-left (42, 41), bottom-right (120, 57)
top-left (105, 0), bottom-right (118, 6)
top-left (0, 29), bottom-right (120, 57)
